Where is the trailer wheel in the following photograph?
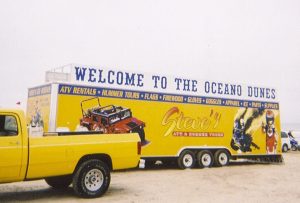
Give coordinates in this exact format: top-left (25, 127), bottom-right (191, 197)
top-left (73, 159), bottom-right (110, 198)
top-left (177, 150), bottom-right (195, 169)
top-left (197, 150), bottom-right (213, 168)
top-left (214, 150), bottom-right (230, 167)
top-left (45, 175), bottom-right (72, 189)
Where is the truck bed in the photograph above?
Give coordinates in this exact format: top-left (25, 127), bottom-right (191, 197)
top-left (44, 131), bottom-right (105, 136)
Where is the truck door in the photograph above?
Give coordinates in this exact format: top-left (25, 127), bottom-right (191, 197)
top-left (0, 113), bottom-right (23, 181)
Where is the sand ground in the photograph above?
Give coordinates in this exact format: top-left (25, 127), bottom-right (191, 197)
top-left (0, 152), bottom-right (300, 203)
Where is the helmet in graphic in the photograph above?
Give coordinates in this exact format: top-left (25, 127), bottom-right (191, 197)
top-left (266, 110), bottom-right (274, 125)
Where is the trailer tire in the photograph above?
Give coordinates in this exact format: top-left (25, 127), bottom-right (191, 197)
top-left (197, 150), bottom-right (213, 168)
top-left (73, 159), bottom-right (110, 198)
top-left (45, 175), bottom-right (72, 189)
top-left (214, 150), bottom-right (230, 167)
top-left (177, 150), bottom-right (195, 169)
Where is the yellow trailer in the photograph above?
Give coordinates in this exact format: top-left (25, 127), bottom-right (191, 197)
top-left (27, 65), bottom-right (282, 169)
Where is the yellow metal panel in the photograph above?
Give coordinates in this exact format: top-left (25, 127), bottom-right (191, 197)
top-left (26, 133), bottom-right (140, 179)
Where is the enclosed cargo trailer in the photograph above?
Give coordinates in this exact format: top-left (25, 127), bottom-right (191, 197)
top-left (27, 64), bottom-right (282, 169)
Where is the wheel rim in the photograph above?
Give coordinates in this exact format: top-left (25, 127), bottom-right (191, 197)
top-left (201, 153), bottom-right (212, 167)
top-left (84, 169), bottom-right (104, 192)
top-left (283, 145), bottom-right (287, 152)
top-left (183, 154), bottom-right (193, 167)
top-left (218, 152), bottom-right (228, 165)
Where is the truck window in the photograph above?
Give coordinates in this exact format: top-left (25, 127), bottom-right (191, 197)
top-left (0, 115), bottom-right (18, 136)
top-left (281, 132), bottom-right (288, 138)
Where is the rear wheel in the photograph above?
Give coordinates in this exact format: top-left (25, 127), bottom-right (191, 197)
top-left (73, 159), bottom-right (110, 198)
top-left (291, 145), bottom-right (297, 151)
top-left (214, 150), bottom-right (230, 167)
top-left (45, 175), bottom-right (72, 189)
top-left (177, 150), bottom-right (195, 169)
top-left (197, 150), bottom-right (213, 168)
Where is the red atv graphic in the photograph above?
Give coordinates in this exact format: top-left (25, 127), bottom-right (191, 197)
top-left (80, 97), bottom-right (149, 146)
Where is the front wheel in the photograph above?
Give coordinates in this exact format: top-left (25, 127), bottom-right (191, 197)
top-left (177, 150), bottom-right (195, 169)
top-left (73, 159), bottom-right (110, 198)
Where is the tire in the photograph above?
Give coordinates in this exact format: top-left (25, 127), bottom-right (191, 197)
top-left (282, 144), bottom-right (288, 152)
top-left (138, 128), bottom-right (145, 142)
top-left (73, 159), bottom-right (110, 198)
top-left (45, 175), bottom-right (72, 189)
top-left (138, 128), bottom-right (150, 146)
top-left (177, 150), bottom-right (196, 169)
top-left (197, 150), bottom-right (213, 168)
top-left (145, 160), bottom-right (156, 168)
top-left (291, 145), bottom-right (297, 151)
top-left (214, 150), bottom-right (230, 167)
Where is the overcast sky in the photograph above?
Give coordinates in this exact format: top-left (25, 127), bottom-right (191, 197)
top-left (0, 0), bottom-right (299, 126)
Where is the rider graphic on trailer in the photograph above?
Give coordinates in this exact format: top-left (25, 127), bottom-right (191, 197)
top-left (231, 108), bottom-right (262, 153)
top-left (30, 100), bottom-right (44, 128)
top-left (262, 110), bottom-right (278, 154)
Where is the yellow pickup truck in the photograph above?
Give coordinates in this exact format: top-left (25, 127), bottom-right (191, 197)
top-left (0, 109), bottom-right (141, 198)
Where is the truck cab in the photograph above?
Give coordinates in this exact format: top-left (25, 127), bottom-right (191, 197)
top-left (0, 110), bottom-right (28, 183)
top-left (0, 109), bottom-right (141, 198)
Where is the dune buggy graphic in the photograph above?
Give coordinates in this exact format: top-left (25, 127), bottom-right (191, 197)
top-left (79, 97), bottom-right (149, 146)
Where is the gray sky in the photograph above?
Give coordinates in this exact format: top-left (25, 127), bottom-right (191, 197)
top-left (0, 0), bottom-right (299, 125)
